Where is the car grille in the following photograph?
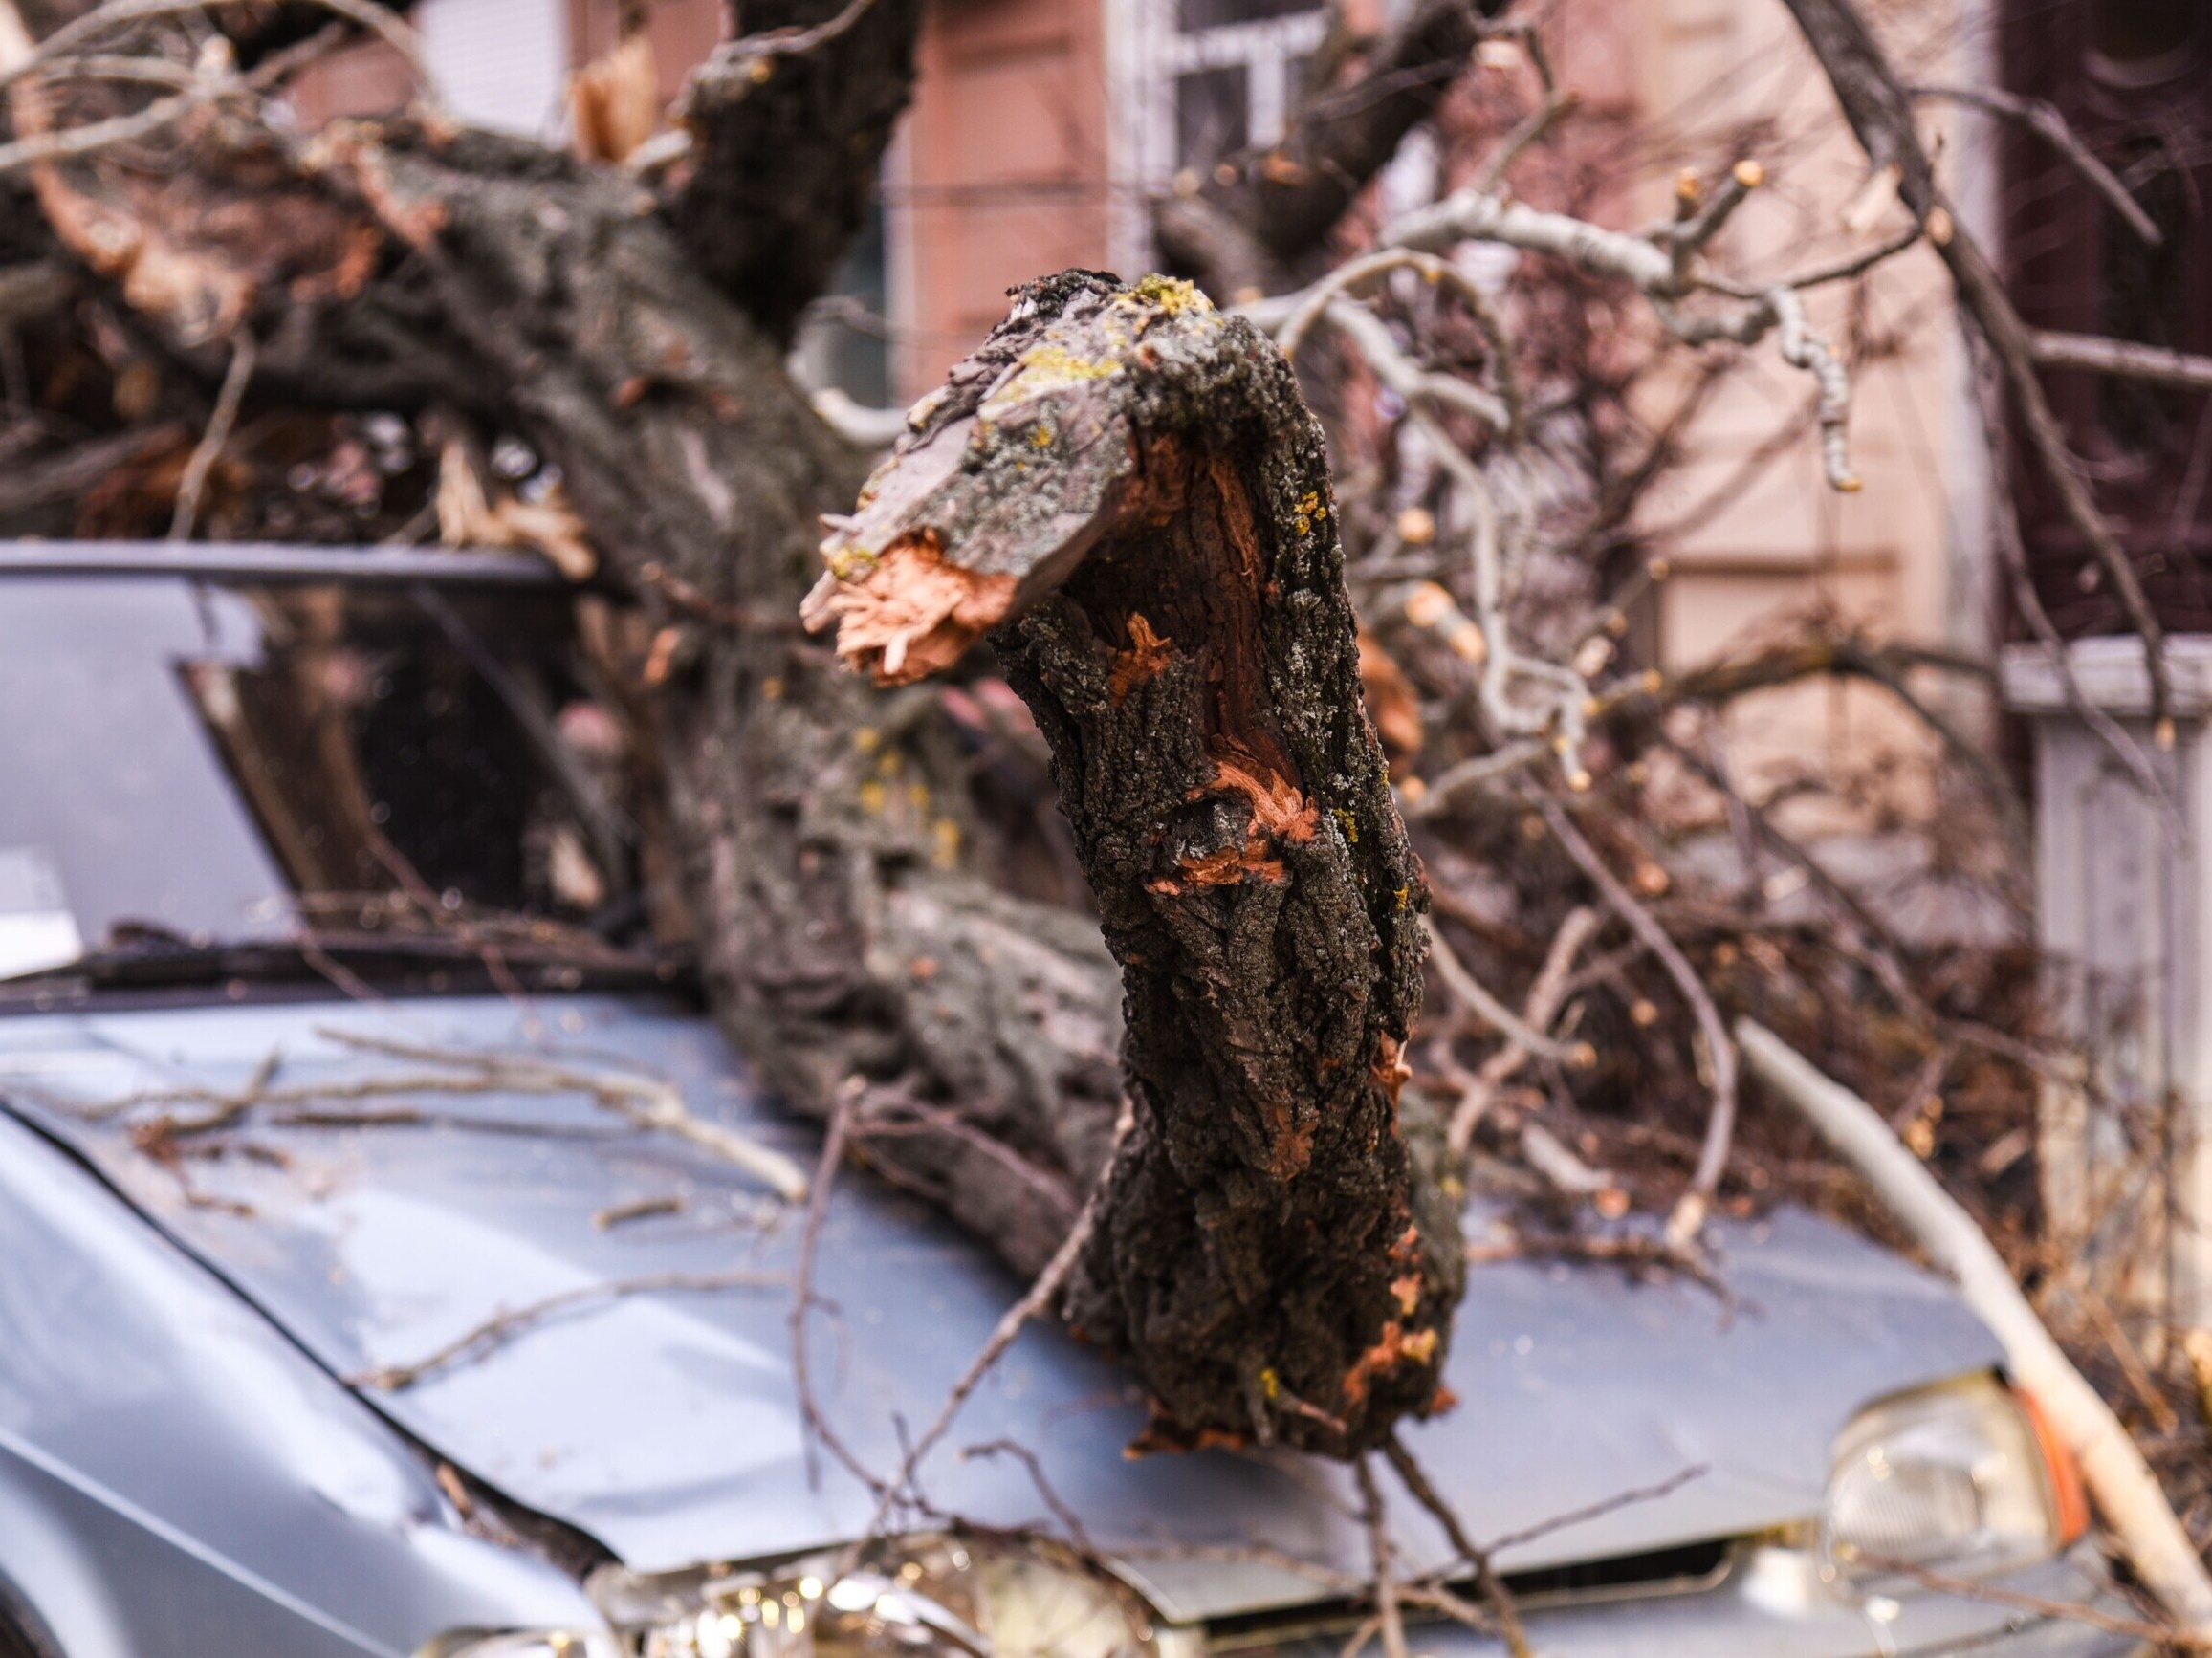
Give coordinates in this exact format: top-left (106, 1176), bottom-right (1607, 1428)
top-left (1199, 1538), bottom-right (1735, 1654)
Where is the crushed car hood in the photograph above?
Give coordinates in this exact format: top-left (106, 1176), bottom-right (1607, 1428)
top-left (0, 994), bottom-right (2000, 1623)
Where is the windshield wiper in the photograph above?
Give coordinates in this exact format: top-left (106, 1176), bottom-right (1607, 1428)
top-left (0, 928), bottom-right (676, 994)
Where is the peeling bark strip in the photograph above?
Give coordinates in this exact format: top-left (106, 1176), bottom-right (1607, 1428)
top-left (809, 271), bottom-right (1462, 1453)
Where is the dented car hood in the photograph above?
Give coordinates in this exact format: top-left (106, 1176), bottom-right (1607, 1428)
top-left (0, 993), bottom-right (2001, 1624)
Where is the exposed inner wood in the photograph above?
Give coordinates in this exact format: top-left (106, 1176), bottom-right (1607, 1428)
top-left (801, 532), bottom-right (1019, 684)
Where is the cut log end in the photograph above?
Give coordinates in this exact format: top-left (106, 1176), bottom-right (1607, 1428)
top-left (805, 270), bottom-right (1461, 1454)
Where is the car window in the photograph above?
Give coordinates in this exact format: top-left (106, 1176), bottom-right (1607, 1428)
top-left (0, 575), bottom-right (634, 979)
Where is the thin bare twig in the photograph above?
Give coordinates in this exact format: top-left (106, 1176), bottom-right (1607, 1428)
top-left (790, 1085), bottom-right (882, 1494)
top-left (1466, 1230), bottom-right (1735, 1313)
top-left (1665, 162), bottom-right (1760, 280)
top-left (1478, 1463), bottom-right (1710, 1556)
top-left (855, 1096), bottom-right (1078, 1224)
top-left (168, 329), bottom-right (253, 540)
top-left (1379, 1436), bottom-right (1530, 1658)
top-left (1971, 329), bottom-right (2181, 826)
top-left (1448, 906), bottom-right (1599, 1156)
top-left (2071, 1276), bottom-right (2181, 1437)
top-left (0, 0), bottom-right (438, 98)
top-left (848, 1101), bottom-right (1130, 1552)
top-left (1423, 917), bottom-right (1574, 1065)
top-left (0, 76), bottom-right (210, 172)
top-left (1779, 0), bottom-right (2175, 736)
top-left (958, 1440), bottom-right (1097, 1555)
top-left (1532, 796), bottom-right (1737, 1250)
top-left (1353, 1458), bottom-right (1411, 1658)
top-left (1861, 1556), bottom-right (2212, 1651)
top-left (1908, 83), bottom-right (2160, 248)
top-left (1336, 1611), bottom-right (1384, 1658)
top-left (314, 1029), bottom-right (811, 1200)
top-left (1471, 87), bottom-right (1577, 199)
top-left (1773, 218), bottom-right (1923, 291)
top-left (591, 1192), bottom-right (686, 1230)
top-left (353, 1267), bottom-right (780, 1391)
top-left (1407, 739), bottom-right (1547, 818)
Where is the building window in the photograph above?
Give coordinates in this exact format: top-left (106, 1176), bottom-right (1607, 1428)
top-left (1996, 0), bottom-right (2211, 634)
top-left (2088, 0), bottom-right (2201, 73)
top-left (793, 192), bottom-right (893, 409)
top-left (413, 0), bottom-right (573, 138)
top-left (1131, 0), bottom-right (1328, 193)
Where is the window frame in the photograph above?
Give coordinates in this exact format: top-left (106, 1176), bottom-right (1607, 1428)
top-left (1127, 0), bottom-right (1330, 196)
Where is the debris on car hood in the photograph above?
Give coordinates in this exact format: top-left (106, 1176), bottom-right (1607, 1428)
top-left (0, 994), bottom-right (2001, 1623)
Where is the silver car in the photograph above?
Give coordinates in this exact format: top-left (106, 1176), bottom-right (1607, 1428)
top-left (0, 544), bottom-right (2142, 1656)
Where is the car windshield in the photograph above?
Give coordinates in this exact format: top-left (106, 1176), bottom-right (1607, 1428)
top-left (0, 568), bottom-right (646, 987)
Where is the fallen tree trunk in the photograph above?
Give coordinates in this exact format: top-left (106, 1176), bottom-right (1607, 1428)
top-left (1, 0), bottom-right (1494, 1458)
top-left (3, 2), bottom-right (1128, 1277)
top-left (343, 124), bottom-right (1135, 1279)
top-left (805, 270), bottom-right (1462, 1453)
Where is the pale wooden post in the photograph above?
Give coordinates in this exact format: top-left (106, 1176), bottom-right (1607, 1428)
top-left (2002, 637), bottom-right (2212, 1339)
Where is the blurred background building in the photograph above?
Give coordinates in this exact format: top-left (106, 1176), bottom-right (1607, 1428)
top-left (287, 0), bottom-right (2090, 761)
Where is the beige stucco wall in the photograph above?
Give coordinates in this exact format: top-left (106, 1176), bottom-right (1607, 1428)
top-left (1624, 0), bottom-right (1982, 817)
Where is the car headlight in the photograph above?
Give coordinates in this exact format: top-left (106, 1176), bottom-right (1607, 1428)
top-left (573, 1534), bottom-right (1163, 1657)
top-left (1819, 1373), bottom-right (2086, 1591)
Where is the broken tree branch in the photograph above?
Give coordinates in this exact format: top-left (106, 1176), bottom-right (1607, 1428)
top-left (1779, 0), bottom-right (2175, 739)
top-left (1737, 1019), bottom-right (2212, 1638)
top-left (808, 270), bottom-right (1461, 1454)
top-left (666, 0), bottom-right (920, 338)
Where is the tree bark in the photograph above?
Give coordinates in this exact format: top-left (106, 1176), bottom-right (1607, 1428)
top-left (663, 0), bottom-right (924, 340)
top-left (351, 124), bottom-right (1136, 1277)
top-left (806, 270), bottom-right (1462, 1453)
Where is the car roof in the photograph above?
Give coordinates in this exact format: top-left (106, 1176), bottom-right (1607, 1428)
top-left (0, 539), bottom-right (562, 586)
